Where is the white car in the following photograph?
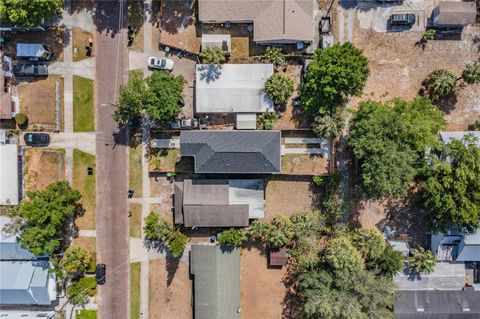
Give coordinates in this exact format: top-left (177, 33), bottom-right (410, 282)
top-left (147, 57), bottom-right (174, 71)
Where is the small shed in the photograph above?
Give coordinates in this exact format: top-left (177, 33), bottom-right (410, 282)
top-left (235, 113), bottom-right (257, 130)
top-left (201, 34), bottom-right (231, 53)
top-left (432, 2), bottom-right (477, 27)
top-left (269, 247), bottom-right (287, 267)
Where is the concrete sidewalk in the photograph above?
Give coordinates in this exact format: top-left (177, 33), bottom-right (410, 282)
top-left (48, 132), bottom-right (97, 155)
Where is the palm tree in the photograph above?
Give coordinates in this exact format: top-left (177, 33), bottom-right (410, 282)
top-left (408, 247), bottom-right (436, 274)
top-left (461, 61), bottom-right (480, 84)
top-left (423, 69), bottom-right (456, 100)
top-left (312, 112), bottom-right (344, 139)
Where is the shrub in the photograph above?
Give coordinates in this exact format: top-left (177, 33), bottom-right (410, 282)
top-left (256, 111), bottom-right (278, 130)
top-left (423, 69), bottom-right (457, 100)
top-left (15, 112), bottom-right (28, 126)
top-left (61, 246), bottom-right (91, 277)
top-left (408, 247), bottom-right (436, 274)
top-left (199, 46), bottom-right (226, 64)
top-left (247, 220), bottom-right (269, 240)
top-left (265, 215), bottom-right (294, 248)
top-left (265, 73), bottom-right (294, 105)
top-left (462, 61), bottom-right (480, 84)
top-left (218, 228), bottom-right (247, 247)
top-left (263, 47), bottom-right (285, 66)
top-left (168, 228), bottom-right (188, 257)
top-left (312, 112), bottom-right (344, 139)
top-left (312, 176), bottom-right (324, 186)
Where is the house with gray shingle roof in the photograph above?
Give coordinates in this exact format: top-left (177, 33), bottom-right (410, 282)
top-left (190, 245), bottom-right (240, 319)
top-left (174, 179), bottom-right (264, 227)
top-left (180, 130), bottom-right (281, 174)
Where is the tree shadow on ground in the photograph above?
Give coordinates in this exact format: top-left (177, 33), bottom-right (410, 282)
top-left (160, 0), bottom-right (195, 35)
top-left (94, 0), bottom-right (126, 37)
top-left (166, 257), bottom-right (180, 286)
top-left (376, 189), bottom-right (428, 248)
top-left (281, 264), bottom-right (301, 319)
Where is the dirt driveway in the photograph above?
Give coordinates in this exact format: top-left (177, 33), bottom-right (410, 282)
top-left (241, 245), bottom-right (293, 319)
top-left (149, 259), bottom-right (192, 319)
top-left (352, 27), bottom-right (480, 129)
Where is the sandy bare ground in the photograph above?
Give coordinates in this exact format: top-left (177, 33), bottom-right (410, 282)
top-left (352, 27), bottom-right (480, 130)
top-left (241, 246), bottom-right (293, 319)
top-left (264, 176), bottom-right (320, 221)
top-left (149, 259), bottom-right (192, 319)
top-left (24, 148), bottom-right (65, 192)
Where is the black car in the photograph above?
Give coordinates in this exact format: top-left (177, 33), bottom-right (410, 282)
top-left (96, 264), bottom-right (106, 285)
top-left (13, 64), bottom-right (48, 77)
top-left (389, 14), bottom-right (416, 26)
top-left (24, 133), bottom-right (50, 146)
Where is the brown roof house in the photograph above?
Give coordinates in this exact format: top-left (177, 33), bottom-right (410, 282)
top-left (174, 179), bottom-right (264, 227)
top-left (432, 2), bottom-right (477, 27)
top-left (198, 0), bottom-right (315, 44)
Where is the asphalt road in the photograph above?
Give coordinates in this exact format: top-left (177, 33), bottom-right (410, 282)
top-left (94, 1), bottom-right (129, 318)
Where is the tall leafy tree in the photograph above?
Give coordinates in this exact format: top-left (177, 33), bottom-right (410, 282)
top-left (349, 98), bottom-right (445, 199)
top-left (114, 71), bottom-right (185, 124)
top-left (13, 182), bottom-right (81, 255)
top-left (419, 136), bottom-right (480, 233)
top-left (61, 246), bottom-right (91, 277)
top-left (300, 42), bottom-right (369, 115)
top-left (423, 69), bottom-right (456, 100)
top-left (324, 236), bottom-right (364, 273)
top-left (218, 228), bottom-right (247, 247)
top-left (168, 229), bottom-right (187, 257)
top-left (0, 0), bottom-right (63, 27)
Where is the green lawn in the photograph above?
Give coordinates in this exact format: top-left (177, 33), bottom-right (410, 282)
top-left (129, 135), bottom-right (143, 198)
top-left (78, 276), bottom-right (97, 296)
top-left (76, 310), bottom-right (97, 319)
top-left (149, 149), bottom-right (178, 172)
top-left (73, 76), bottom-right (94, 132)
top-left (131, 262), bottom-right (141, 319)
top-left (129, 203), bottom-right (142, 238)
top-left (73, 149), bottom-right (96, 230)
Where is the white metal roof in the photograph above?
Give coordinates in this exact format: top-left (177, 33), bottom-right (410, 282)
top-left (394, 263), bottom-right (466, 291)
top-left (195, 64), bottom-right (274, 113)
top-left (201, 34), bottom-right (231, 52)
top-left (0, 143), bottom-right (19, 205)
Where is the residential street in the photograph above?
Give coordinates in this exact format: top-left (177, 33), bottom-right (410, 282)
top-left (94, 1), bottom-right (129, 319)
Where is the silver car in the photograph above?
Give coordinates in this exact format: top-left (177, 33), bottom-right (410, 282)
top-left (148, 57), bottom-right (174, 71)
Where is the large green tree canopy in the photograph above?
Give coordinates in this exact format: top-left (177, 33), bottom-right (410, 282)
top-left (0, 0), bottom-right (63, 27)
top-left (419, 136), bottom-right (480, 233)
top-left (114, 71), bottom-right (185, 124)
top-left (13, 182), bottom-right (82, 255)
top-left (348, 97), bottom-right (445, 199)
top-left (300, 42), bottom-right (369, 115)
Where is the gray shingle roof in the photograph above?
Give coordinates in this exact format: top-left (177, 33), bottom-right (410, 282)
top-left (395, 289), bottom-right (480, 318)
top-left (190, 245), bottom-right (240, 319)
top-left (180, 131), bottom-right (281, 173)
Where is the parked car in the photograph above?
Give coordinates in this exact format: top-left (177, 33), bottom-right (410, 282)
top-left (24, 133), bottom-right (50, 146)
top-left (389, 14), bottom-right (416, 27)
top-left (96, 264), bottom-right (106, 285)
top-left (13, 64), bottom-right (48, 77)
top-left (147, 57), bottom-right (174, 71)
top-left (170, 118), bottom-right (198, 129)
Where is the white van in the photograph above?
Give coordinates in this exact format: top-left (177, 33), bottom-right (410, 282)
top-left (16, 43), bottom-right (52, 61)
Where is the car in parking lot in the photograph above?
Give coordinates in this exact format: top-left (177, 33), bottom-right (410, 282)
top-left (147, 57), bottom-right (174, 71)
top-left (96, 264), bottom-right (106, 285)
top-left (13, 64), bottom-right (48, 77)
top-left (389, 14), bottom-right (416, 27)
top-left (24, 133), bottom-right (50, 146)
